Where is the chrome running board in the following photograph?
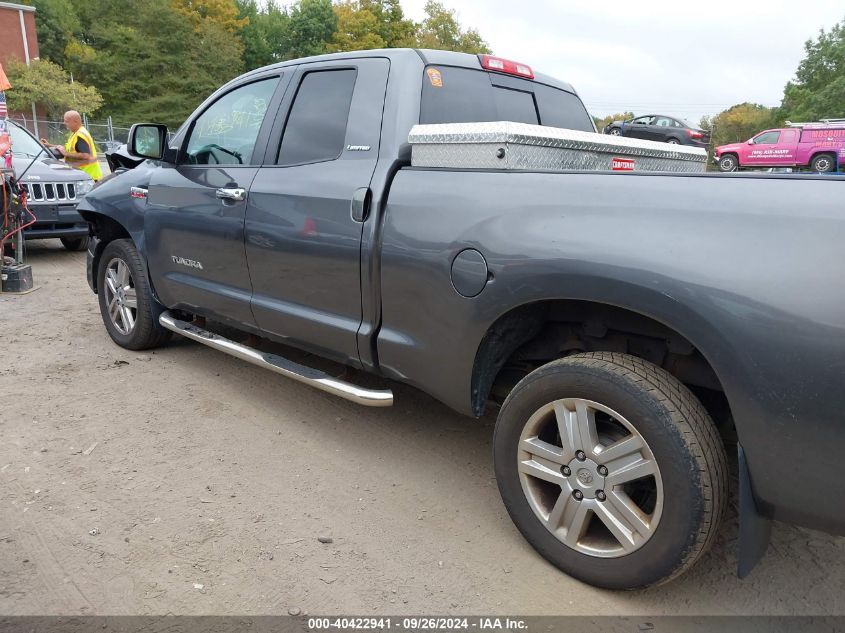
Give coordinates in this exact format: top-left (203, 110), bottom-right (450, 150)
top-left (159, 312), bottom-right (394, 407)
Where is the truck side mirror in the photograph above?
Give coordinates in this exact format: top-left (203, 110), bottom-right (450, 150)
top-left (128, 123), bottom-right (169, 160)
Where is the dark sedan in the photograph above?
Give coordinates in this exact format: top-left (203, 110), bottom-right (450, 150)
top-left (604, 114), bottom-right (710, 147)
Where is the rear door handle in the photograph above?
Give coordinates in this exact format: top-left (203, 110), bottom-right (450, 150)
top-left (216, 187), bottom-right (246, 202)
top-left (351, 187), bottom-right (371, 222)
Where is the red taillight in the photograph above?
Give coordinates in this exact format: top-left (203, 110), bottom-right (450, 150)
top-left (479, 54), bottom-right (534, 79)
top-left (688, 130), bottom-right (704, 139)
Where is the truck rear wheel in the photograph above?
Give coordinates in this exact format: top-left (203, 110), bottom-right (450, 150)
top-left (97, 238), bottom-right (172, 350)
top-left (810, 153), bottom-right (836, 173)
top-left (493, 352), bottom-right (727, 589)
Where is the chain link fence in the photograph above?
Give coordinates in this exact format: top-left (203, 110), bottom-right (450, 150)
top-left (9, 114), bottom-right (131, 154)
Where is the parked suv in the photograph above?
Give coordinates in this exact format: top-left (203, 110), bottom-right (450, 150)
top-left (604, 114), bottom-right (710, 147)
top-left (7, 120), bottom-right (95, 251)
top-left (715, 122), bottom-right (845, 172)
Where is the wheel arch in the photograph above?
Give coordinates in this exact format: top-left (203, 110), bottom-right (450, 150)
top-left (470, 296), bottom-right (736, 425)
top-left (718, 152), bottom-right (739, 168)
top-left (79, 211), bottom-right (132, 294)
top-left (471, 295), bottom-right (773, 577)
top-left (809, 150), bottom-right (838, 171)
top-left (79, 211), bottom-right (160, 303)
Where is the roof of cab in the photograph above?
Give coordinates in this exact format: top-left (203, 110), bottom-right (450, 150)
top-left (236, 47), bottom-right (578, 95)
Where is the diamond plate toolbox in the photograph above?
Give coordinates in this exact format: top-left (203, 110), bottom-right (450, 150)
top-left (408, 121), bottom-right (707, 172)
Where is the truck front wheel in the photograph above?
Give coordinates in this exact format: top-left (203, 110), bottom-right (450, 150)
top-left (717, 154), bottom-right (738, 172)
top-left (97, 238), bottom-right (172, 350)
top-left (493, 352), bottom-right (727, 589)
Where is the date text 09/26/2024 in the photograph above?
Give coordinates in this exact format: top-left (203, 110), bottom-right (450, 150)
top-left (307, 617), bottom-right (528, 630)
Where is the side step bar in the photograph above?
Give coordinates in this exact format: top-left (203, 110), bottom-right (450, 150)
top-left (158, 312), bottom-right (394, 407)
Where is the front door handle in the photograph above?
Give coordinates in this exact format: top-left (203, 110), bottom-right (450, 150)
top-left (216, 187), bottom-right (246, 202)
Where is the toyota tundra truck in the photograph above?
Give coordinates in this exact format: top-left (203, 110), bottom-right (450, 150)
top-left (77, 48), bottom-right (845, 590)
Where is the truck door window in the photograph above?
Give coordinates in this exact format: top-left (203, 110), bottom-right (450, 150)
top-left (752, 131), bottom-right (780, 144)
top-left (184, 78), bottom-right (278, 165)
top-left (277, 69), bottom-right (357, 166)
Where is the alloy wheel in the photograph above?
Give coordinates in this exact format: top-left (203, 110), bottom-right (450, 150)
top-left (103, 257), bottom-right (138, 335)
top-left (517, 398), bottom-right (663, 557)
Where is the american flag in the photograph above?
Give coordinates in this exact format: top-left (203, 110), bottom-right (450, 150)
top-left (0, 91), bottom-right (7, 118)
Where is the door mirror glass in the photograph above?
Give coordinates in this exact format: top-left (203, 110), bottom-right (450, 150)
top-left (128, 124), bottom-right (168, 160)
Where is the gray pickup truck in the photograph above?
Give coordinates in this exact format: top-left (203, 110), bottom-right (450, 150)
top-left (77, 48), bottom-right (845, 590)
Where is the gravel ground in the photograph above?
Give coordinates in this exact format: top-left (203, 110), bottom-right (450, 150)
top-left (1, 241), bottom-right (844, 616)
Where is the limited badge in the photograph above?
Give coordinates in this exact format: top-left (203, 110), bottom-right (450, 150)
top-left (426, 67), bottom-right (443, 88)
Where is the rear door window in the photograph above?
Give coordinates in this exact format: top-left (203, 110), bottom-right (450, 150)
top-left (277, 69), bottom-right (357, 165)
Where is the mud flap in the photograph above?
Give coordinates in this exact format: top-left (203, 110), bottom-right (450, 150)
top-left (737, 443), bottom-right (772, 578)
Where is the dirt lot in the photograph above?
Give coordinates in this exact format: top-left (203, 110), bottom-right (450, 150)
top-left (1, 241), bottom-right (844, 616)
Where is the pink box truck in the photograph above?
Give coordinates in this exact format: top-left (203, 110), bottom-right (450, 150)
top-left (714, 119), bottom-right (845, 173)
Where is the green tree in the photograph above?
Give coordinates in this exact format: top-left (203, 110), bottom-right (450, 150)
top-left (65, 0), bottom-right (243, 127)
top-left (20, 0), bottom-right (80, 66)
top-left (593, 112), bottom-right (635, 131)
top-left (414, 1), bottom-right (491, 54)
top-left (172, 0), bottom-right (248, 33)
top-left (4, 58), bottom-right (102, 116)
top-left (287, 0), bottom-right (336, 58)
top-left (781, 17), bottom-right (845, 121)
top-left (236, 0), bottom-right (291, 69)
top-left (360, 0), bottom-right (415, 47)
top-left (329, 1), bottom-right (385, 52)
top-left (707, 103), bottom-right (778, 147)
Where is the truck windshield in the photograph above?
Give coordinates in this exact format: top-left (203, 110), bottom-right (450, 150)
top-left (420, 65), bottom-right (594, 132)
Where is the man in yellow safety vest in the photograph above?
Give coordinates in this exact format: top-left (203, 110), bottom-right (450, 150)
top-left (43, 110), bottom-right (103, 181)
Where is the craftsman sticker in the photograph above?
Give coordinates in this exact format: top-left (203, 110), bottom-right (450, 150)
top-left (426, 67), bottom-right (443, 88)
top-left (611, 158), bottom-right (635, 171)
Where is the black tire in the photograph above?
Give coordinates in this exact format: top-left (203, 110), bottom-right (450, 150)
top-left (666, 138), bottom-right (680, 145)
top-left (60, 236), bottom-right (90, 251)
top-left (717, 154), bottom-right (738, 172)
top-left (97, 238), bottom-right (172, 350)
top-left (810, 153), bottom-right (836, 173)
top-left (493, 352), bottom-right (727, 590)
top-left (608, 128), bottom-right (622, 136)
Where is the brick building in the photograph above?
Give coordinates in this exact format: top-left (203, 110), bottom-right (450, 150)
top-left (0, 1), bottom-right (39, 128)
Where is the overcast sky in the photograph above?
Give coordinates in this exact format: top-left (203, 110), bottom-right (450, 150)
top-left (402, 0), bottom-right (845, 124)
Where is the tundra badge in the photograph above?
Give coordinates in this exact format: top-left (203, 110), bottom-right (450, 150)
top-left (171, 256), bottom-right (204, 270)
